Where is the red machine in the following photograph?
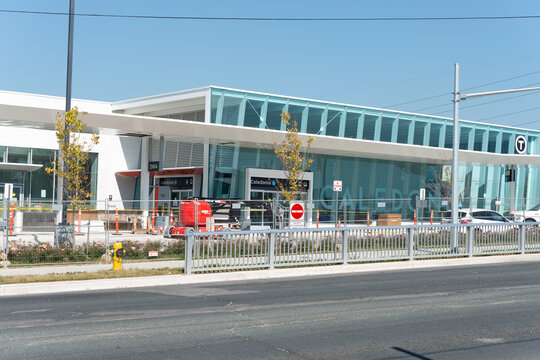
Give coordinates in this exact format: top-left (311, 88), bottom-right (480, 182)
top-left (169, 199), bottom-right (274, 237)
top-left (170, 200), bottom-right (226, 236)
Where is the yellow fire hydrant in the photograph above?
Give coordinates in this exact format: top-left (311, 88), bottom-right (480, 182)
top-left (111, 242), bottom-right (124, 271)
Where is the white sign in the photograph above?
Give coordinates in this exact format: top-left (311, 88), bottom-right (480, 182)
top-left (419, 188), bottom-right (426, 201)
top-left (442, 165), bottom-right (452, 183)
top-left (3, 183), bottom-right (13, 201)
top-left (148, 250), bottom-right (158, 257)
top-left (515, 135), bottom-right (527, 154)
top-left (333, 180), bottom-right (342, 192)
top-left (41, 189), bottom-right (46, 198)
top-left (289, 202), bottom-right (305, 228)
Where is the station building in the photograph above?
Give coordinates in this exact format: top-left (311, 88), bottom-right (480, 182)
top-left (0, 86), bottom-right (539, 221)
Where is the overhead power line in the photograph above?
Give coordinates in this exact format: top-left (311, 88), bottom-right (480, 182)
top-left (384, 92), bottom-right (451, 108)
top-left (2, 9), bottom-right (540, 21)
top-left (385, 70), bottom-right (540, 110)
top-left (462, 70), bottom-right (540, 91)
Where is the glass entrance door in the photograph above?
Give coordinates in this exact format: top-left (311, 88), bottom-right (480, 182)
top-left (0, 183), bottom-right (23, 204)
top-left (171, 190), bottom-right (193, 206)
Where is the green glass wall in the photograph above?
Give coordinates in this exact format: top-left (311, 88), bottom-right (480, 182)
top-left (211, 88), bottom-right (540, 155)
top-left (208, 87), bottom-right (540, 215)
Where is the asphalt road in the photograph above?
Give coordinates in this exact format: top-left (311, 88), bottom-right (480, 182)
top-left (3, 262), bottom-right (540, 359)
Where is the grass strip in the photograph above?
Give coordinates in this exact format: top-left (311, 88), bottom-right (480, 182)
top-left (0, 268), bottom-right (184, 285)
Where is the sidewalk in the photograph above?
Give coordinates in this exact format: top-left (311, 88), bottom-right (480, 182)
top-left (2, 254), bottom-right (540, 297)
top-left (0, 260), bottom-right (184, 276)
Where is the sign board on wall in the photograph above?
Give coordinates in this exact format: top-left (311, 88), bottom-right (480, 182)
top-left (333, 180), bottom-right (342, 192)
top-left (158, 177), bottom-right (193, 190)
top-left (149, 161), bottom-right (160, 172)
top-left (515, 135), bottom-right (527, 154)
top-left (289, 202), bottom-right (305, 228)
top-left (250, 177), bottom-right (309, 192)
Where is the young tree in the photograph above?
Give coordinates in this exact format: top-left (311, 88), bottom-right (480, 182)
top-left (424, 163), bottom-right (452, 199)
top-left (273, 112), bottom-right (314, 201)
top-left (45, 107), bottom-right (100, 206)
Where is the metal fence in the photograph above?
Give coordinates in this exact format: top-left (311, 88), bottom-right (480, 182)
top-left (184, 222), bottom-right (540, 273)
top-left (1, 196), bottom-right (540, 268)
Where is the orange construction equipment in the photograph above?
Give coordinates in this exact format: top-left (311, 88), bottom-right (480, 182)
top-left (179, 200), bottom-right (212, 226)
top-left (430, 209), bottom-right (433, 225)
top-left (367, 211), bottom-right (370, 227)
top-left (170, 210), bottom-right (174, 226)
top-left (414, 210), bottom-right (417, 225)
top-left (151, 207), bottom-right (156, 234)
top-left (9, 203), bottom-right (14, 236)
top-left (316, 209), bottom-right (319, 228)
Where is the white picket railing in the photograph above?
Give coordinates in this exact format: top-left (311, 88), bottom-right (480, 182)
top-left (185, 222), bottom-right (540, 273)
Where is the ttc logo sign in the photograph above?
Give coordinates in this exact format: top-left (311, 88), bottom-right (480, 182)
top-left (515, 135), bottom-right (527, 154)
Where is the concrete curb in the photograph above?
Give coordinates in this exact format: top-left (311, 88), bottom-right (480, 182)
top-left (0, 260), bottom-right (185, 276)
top-left (2, 254), bottom-right (540, 297)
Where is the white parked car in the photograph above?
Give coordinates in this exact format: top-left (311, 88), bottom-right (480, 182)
top-left (442, 209), bottom-right (511, 225)
top-left (509, 203), bottom-right (540, 223)
top-left (442, 209), bottom-right (515, 234)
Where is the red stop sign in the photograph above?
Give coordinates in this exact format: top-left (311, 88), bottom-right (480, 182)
top-left (290, 203), bottom-right (304, 220)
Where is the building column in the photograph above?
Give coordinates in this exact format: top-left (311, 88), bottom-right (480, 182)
top-left (159, 136), bottom-right (165, 171)
top-left (140, 136), bottom-right (150, 227)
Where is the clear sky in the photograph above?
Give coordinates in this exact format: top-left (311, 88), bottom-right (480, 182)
top-left (1, 0), bottom-right (540, 130)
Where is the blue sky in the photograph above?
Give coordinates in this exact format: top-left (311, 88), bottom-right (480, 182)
top-left (1, 0), bottom-right (540, 130)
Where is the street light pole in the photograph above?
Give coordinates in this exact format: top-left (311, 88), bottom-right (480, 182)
top-left (450, 63), bottom-right (540, 250)
top-left (451, 63), bottom-right (460, 250)
top-left (61, 0), bottom-right (75, 226)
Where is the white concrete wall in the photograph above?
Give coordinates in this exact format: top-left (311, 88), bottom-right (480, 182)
top-left (94, 135), bottom-right (141, 208)
top-left (0, 126), bottom-right (57, 149)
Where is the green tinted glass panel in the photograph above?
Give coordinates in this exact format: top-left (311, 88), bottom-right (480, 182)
top-left (474, 129), bottom-right (485, 151)
top-left (363, 115), bottom-right (377, 140)
top-left (397, 120), bottom-right (410, 144)
top-left (488, 131), bottom-right (498, 153)
top-left (429, 123), bottom-right (442, 147)
top-left (266, 101), bottom-right (286, 130)
top-left (460, 127), bottom-right (471, 150)
top-left (222, 96), bottom-right (242, 126)
top-left (501, 133), bottom-right (512, 154)
top-left (380, 117), bottom-right (394, 142)
top-left (344, 112), bottom-right (360, 139)
top-left (306, 106), bottom-right (324, 134)
top-left (326, 110), bottom-right (341, 137)
top-left (287, 105), bottom-right (304, 131)
top-left (413, 122), bottom-right (426, 145)
top-left (445, 125), bottom-right (454, 148)
top-left (244, 98), bottom-right (264, 128)
top-left (8, 147), bottom-right (30, 163)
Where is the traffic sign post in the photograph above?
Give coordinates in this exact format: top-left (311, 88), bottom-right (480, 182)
top-left (333, 180), bottom-right (342, 228)
top-left (289, 202), bottom-right (305, 228)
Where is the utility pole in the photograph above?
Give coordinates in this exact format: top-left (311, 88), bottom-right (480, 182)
top-left (450, 63), bottom-right (460, 251)
top-left (450, 63), bottom-right (540, 251)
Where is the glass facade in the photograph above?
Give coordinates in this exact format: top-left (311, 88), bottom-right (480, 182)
top-left (207, 87), bottom-right (540, 215)
top-left (0, 146), bottom-right (98, 203)
top-left (208, 144), bottom-right (539, 217)
top-left (210, 87), bottom-right (540, 155)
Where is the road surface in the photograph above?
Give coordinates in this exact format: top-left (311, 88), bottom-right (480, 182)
top-left (3, 261), bottom-right (540, 359)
